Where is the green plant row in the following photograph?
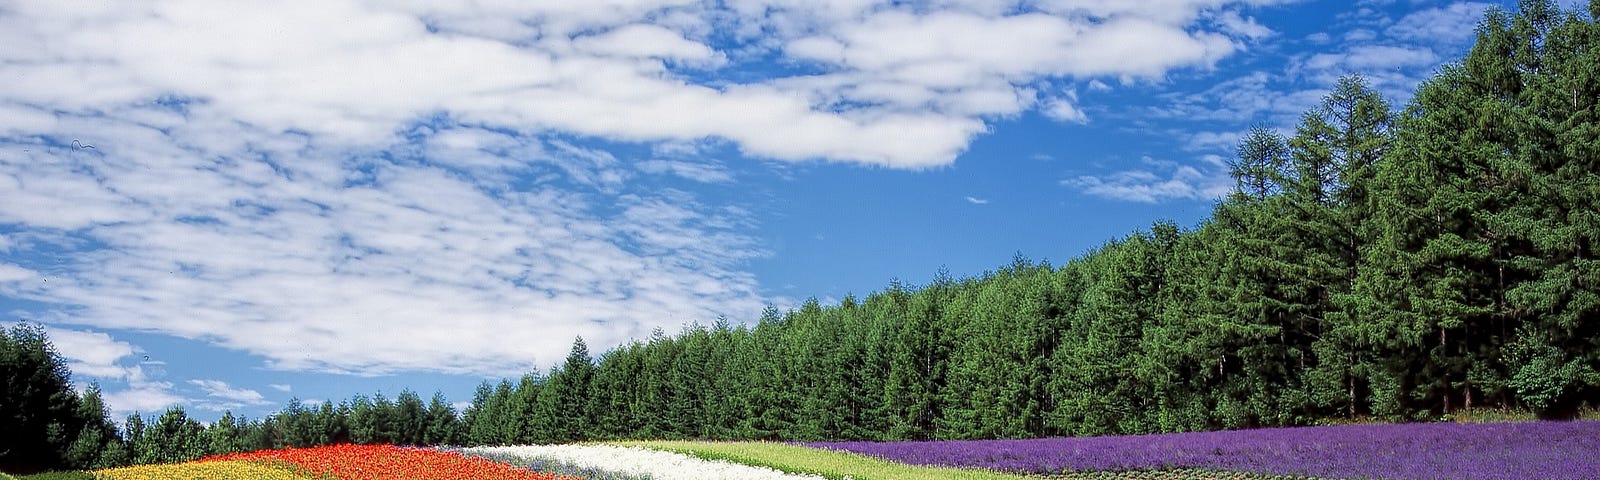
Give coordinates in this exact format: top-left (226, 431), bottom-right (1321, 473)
top-left (613, 440), bottom-right (1030, 480)
top-left (11, 473), bottom-right (95, 480)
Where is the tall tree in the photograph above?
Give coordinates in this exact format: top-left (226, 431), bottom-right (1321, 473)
top-left (206, 411), bottom-right (246, 455)
top-left (394, 390), bottom-right (427, 445)
top-left (132, 407), bottom-right (206, 465)
top-left (423, 391), bottom-right (463, 446)
top-left (1290, 74), bottom-right (1396, 418)
top-left (882, 275), bottom-right (951, 440)
top-left (0, 323), bottom-right (86, 472)
top-left (66, 383), bottom-right (125, 468)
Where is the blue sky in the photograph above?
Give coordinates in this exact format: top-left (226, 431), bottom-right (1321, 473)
top-left (0, 0), bottom-right (1510, 421)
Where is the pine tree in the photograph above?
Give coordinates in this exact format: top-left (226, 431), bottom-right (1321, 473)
top-left (0, 323), bottom-right (87, 471)
top-left (423, 391), bottom-right (463, 445)
top-left (66, 383), bottom-right (123, 468)
top-left (206, 411), bottom-right (245, 455)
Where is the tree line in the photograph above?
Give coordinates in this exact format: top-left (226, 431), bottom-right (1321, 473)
top-left (468, 0), bottom-right (1599, 441)
top-left (3, 0), bottom-right (1596, 473)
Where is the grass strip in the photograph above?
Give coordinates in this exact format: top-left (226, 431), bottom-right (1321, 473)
top-left (13, 473), bottom-right (95, 480)
top-left (610, 440), bottom-right (1031, 480)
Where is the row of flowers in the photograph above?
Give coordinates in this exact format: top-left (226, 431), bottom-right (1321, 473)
top-left (94, 444), bottom-right (580, 480)
top-left (84, 443), bottom-right (827, 480)
top-left (807, 421), bottom-right (1600, 480)
top-left (95, 460), bottom-right (309, 480)
top-left (463, 444), bottom-right (827, 480)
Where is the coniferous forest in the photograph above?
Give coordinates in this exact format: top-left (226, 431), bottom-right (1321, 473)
top-left (3, 0), bottom-right (1597, 474)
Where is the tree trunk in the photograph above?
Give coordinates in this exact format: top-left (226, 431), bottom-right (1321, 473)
top-left (1440, 326), bottom-right (1449, 414)
top-left (1348, 350), bottom-right (1357, 418)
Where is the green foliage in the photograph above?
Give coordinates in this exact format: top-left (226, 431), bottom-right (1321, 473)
top-left (129, 406), bottom-right (208, 465)
top-left (65, 384), bottom-right (123, 469)
top-left (206, 411), bottom-right (246, 455)
top-left (1, 323), bottom-right (99, 472)
top-left (423, 391), bottom-right (464, 445)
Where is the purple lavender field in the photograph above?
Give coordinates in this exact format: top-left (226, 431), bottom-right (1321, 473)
top-left (806, 421), bottom-right (1600, 480)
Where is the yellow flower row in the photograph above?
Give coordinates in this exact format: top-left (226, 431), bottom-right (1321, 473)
top-left (95, 460), bottom-right (313, 480)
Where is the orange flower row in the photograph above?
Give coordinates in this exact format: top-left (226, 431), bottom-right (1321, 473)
top-left (206, 444), bottom-right (579, 480)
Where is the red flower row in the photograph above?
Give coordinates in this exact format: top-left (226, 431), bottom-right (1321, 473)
top-left (207, 444), bottom-right (579, 480)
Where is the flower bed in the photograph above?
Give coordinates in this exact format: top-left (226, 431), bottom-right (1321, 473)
top-left (207, 444), bottom-right (579, 480)
top-left (806, 421), bottom-right (1600, 480)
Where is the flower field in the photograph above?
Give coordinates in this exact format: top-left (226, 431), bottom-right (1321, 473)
top-left (807, 420), bottom-right (1600, 480)
top-left (5, 421), bottom-right (1595, 480)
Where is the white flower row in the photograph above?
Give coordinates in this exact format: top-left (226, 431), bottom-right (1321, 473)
top-left (465, 444), bottom-right (826, 480)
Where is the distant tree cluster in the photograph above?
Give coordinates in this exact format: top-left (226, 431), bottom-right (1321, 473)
top-left (2, 0), bottom-right (1597, 470)
top-left (1, 323), bottom-right (469, 472)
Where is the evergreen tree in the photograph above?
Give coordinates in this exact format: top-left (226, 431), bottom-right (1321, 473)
top-left (423, 391), bottom-right (463, 446)
top-left (0, 323), bottom-right (87, 472)
top-left (589, 342), bottom-right (645, 439)
top-left (395, 390), bottom-right (427, 445)
top-left (206, 411), bottom-right (245, 455)
top-left (66, 383), bottom-right (125, 468)
top-left (1295, 74), bottom-right (1396, 418)
top-left (882, 276), bottom-right (950, 440)
top-left (132, 407), bottom-right (206, 465)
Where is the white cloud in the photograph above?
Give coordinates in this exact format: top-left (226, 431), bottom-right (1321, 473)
top-left (1186, 130), bottom-right (1248, 152)
top-left (1042, 89), bottom-right (1089, 124)
top-left (0, 262), bottom-right (37, 284)
top-left (1065, 155), bottom-right (1232, 203)
top-left (269, 384), bottom-right (292, 393)
top-left (637, 159), bottom-right (734, 183)
top-left (2, 113), bottom-right (771, 376)
top-left (190, 379), bottom-right (271, 410)
top-left (1344, 28), bottom-right (1379, 42)
top-left (1303, 45), bottom-right (1438, 72)
top-left (0, 0), bottom-right (1291, 378)
top-left (1213, 10), bottom-right (1274, 40)
top-left (572, 24), bottom-right (725, 66)
top-left (1153, 70), bottom-right (1325, 125)
top-left (0, 0), bottom-right (1278, 169)
top-left (43, 327), bottom-right (137, 379)
top-left (964, 196), bottom-right (990, 205)
top-left (1388, 2), bottom-right (1494, 46)
top-left (102, 384), bottom-right (185, 418)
